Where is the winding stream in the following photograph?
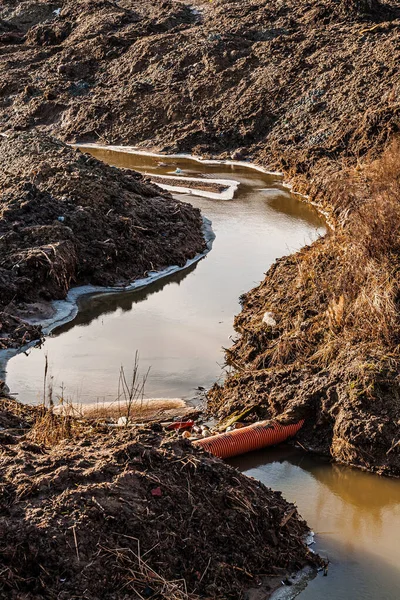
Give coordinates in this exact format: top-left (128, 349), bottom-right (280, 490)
top-left (5, 148), bottom-right (400, 599)
top-left (6, 149), bottom-right (324, 403)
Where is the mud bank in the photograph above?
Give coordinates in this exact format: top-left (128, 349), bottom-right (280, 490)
top-left (0, 397), bottom-right (320, 600)
top-left (209, 141), bottom-right (400, 477)
top-left (0, 131), bottom-right (206, 348)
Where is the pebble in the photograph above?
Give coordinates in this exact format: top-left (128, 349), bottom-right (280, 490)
top-left (262, 311), bottom-right (277, 327)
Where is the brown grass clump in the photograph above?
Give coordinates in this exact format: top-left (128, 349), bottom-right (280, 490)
top-left (327, 138), bottom-right (400, 348)
top-left (27, 408), bottom-right (79, 446)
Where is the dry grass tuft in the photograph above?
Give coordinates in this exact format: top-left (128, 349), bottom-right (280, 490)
top-left (27, 408), bottom-right (78, 446)
top-left (273, 138), bottom-right (400, 366)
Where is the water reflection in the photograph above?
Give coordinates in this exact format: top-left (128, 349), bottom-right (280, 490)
top-left (55, 262), bottom-right (198, 334)
top-left (230, 446), bottom-right (400, 599)
top-left (230, 445), bottom-right (400, 511)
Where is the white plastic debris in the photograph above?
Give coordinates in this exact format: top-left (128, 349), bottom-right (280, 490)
top-left (117, 416), bottom-right (128, 426)
top-left (262, 311), bottom-right (277, 327)
top-left (53, 8), bottom-right (61, 17)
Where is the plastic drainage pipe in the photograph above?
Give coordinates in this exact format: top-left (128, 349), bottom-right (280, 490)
top-left (193, 420), bottom-right (304, 459)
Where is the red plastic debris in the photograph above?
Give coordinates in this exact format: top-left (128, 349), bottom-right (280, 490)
top-left (151, 487), bottom-right (162, 497)
top-left (165, 420), bottom-right (195, 431)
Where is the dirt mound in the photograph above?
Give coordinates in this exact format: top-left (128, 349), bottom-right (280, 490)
top-left (0, 402), bottom-right (320, 600)
top-left (0, 394), bottom-right (37, 434)
top-left (0, 131), bottom-right (205, 348)
top-left (0, 312), bottom-right (42, 350)
top-left (0, 0), bottom-right (398, 187)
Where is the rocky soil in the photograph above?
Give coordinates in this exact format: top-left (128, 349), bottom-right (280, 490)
top-left (0, 131), bottom-right (205, 349)
top-left (0, 397), bottom-right (320, 600)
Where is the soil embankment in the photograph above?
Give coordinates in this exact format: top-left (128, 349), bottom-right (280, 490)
top-left (209, 140), bottom-right (400, 476)
top-left (0, 0), bottom-right (398, 199)
top-left (0, 397), bottom-right (320, 599)
top-left (0, 132), bottom-right (205, 348)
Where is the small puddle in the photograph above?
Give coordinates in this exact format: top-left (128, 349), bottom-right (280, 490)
top-left (5, 148), bottom-right (324, 404)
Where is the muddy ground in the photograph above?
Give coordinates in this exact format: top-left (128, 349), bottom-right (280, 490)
top-left (0, 397), bottom-right (320, 600)
top-left (0, 131), bottom-right (205, 348)
top-left (0, 1), bottom-right (399, 468)
top-left (0, 0), bottom-right (398, 205)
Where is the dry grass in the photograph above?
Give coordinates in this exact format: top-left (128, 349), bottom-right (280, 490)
top-left (25, 354), bottom-right (190, 446)
top-left (27, 408), bottom-right (80, 446)
top-left (56, 398), bottom-right (186, 421)
top-left (330, 139), bottom-right (400, 349)
top-left (117, 352), bottom-right (150, 424)
top-left (270, 138), bottom-right (400, 369)
top-left (222, 138), bottom-right (400, 405)
top-left (210, 139), bottom-right (400, 472)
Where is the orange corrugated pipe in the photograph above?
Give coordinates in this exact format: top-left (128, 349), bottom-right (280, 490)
top-left (193, 420), bottom-right (304, 459)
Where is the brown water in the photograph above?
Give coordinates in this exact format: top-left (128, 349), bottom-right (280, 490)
top-left (230, 446), bottom-right (400, 600)
top-left (5, 149), bottom-right (325, 404)
top-left (4, 148), bottom-right (400, 598)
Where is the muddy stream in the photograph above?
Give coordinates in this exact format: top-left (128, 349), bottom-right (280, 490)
top-left (5, 148), bottom-right (400, 599)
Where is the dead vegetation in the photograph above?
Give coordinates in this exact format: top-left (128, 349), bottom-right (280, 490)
top-left (8, 355), bottom-right (175, 447)
top-left (209, 139), bottom-right (400, 476)
top-left (117, 352), bottom-right (150, 425)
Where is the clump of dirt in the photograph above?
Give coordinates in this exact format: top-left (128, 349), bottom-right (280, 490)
top-left (0, 393), bottom-right (37, 436)
top-left (0, 131), bottom-right (206, 348)
top-left (0, 400), bottom-right (320, 600)
top-left (0, 312), bottom-right (42, 350)
top-left (209, 140), bottom-right (400, 477)
top-left (150, 174), bottom-right (229, 194)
